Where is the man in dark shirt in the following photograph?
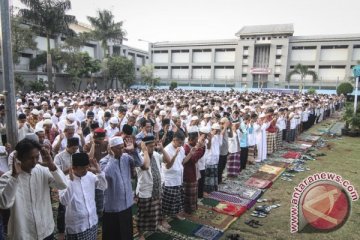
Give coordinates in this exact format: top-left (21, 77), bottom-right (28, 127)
top-left (158, 119), bottom-right (174, 147)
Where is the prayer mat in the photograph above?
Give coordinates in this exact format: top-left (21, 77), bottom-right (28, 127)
top-left (201, 198), bottom-right (220, 208)
top-left (213, 202), bottom-right (247, 217)
top-left (193, 225), bottom-right (223, 240)
top-left (259, 164), bottom-right (285, 176)
top-left (218, 183), bottom-right (262, 200)
top-left (298, 135), bottom-right (321, 143)
top-left (267, 157), bottom-right (295, 164)
top-left (245, 177), bottom-right (273, 189)
top-left (250, 171), bottom-right (278, 182)
top-left (208, 191), bottom-right (251, 206)
top-left (282, 151), bottom-right (301, 159)
top-left (146, 232), bottom-right (173, 240)
top-left (268, 161), bottom-right (291, 169)
top-left (184, 205), bottom-right (237, 231)
top-left (170, 219), bottom-right (202, 236)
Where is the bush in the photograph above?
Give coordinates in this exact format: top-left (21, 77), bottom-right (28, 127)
top-left (307, 87), bottom-right (317, 95)
top-left (337, 82), bottom-right (354, 96)
top-left (169, 81), bottom-right (178, 90)
top-left (29, 79), bottom-right (47, 92)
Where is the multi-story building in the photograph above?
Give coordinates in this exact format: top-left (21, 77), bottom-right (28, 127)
top-left (151, 24), bottom-right (360, 90)
top-left (0, 22), bottom-right (149, 90)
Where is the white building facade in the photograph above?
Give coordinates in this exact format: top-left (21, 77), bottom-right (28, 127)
top-left (151, 24), bottom-right (360, 90)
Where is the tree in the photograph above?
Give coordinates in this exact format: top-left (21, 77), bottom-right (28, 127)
top-left (169, 81), bottom-right (178, 90)
top-left (106, 56), bottom-right (135, 89)
top-left (19, 0), bottom-right (77, 90)
top-left (140, 64), bottom-right (160, 88)
top-left (307, 87), bottom-right (317, 95)
top-left (10, 14), bottom-right (37, 64)
top-left (337, 82), bottom-right (354, 96)
top-left (287, 64), bottom-right (318, 93)
top-left (59, 51), bottom-right (101, 91)
top-left (87, 9), bottom-right (126, 57)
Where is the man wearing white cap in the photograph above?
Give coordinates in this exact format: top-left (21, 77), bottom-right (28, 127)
top-left (100, 136), bottom-right (148, 240)
top-left (57, 113), bottom-right (79, 133)
top-left (52, 124), bottom-right (84, 154)
top-left (105, 117), bottom-right (120, 138)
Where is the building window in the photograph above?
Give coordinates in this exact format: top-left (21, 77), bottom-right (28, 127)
top-left (275, 74), bottom-right (280, 77)
top-left (256, 37), bottom-right (260, 40)
top-left (192, 66), bottom-right (211, 69)
top-left (321, 45), bottom-right (348, 49)
top-left (243, 46), bottom-right (249, 50)
top-left (242, 74), bottom-right (247, 77)
top-left (276, 55), bottom-right (281, 59)
top-left (354, 45), bottom-right (360, 49)
top-left (262, 37), bottom-right (266, 40)
top-left (276, 45), bottom-right (282, 49)
top-left (268, 37), bottom-right (271, 40)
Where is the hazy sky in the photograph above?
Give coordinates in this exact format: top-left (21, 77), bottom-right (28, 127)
top-left (12, 0), bottom-right (360, 51)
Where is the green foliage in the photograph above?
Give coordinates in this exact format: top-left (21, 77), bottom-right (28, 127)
top-left (337, 82), bottom-right (354, 96)
top-left (10, 14), bottom-right (37, 64)
top-left (87, 9), bottom-right (126, 57)
top-left (140, 64), bottom-right (160, 88)
top-left (342, 105), bottom-right (360, 131)
top-left (14, 74), bottom-right (25, 92)
top-left (169, 81), bottom-right (178, 90)
top-left (307, 87), bottom-right (317, 95)
top-left (105, 56), bottom-right (135, 89)
top-left (29, 78), bottom-right (47, 92)
top-left (19, 0), bottom-right (77, 90)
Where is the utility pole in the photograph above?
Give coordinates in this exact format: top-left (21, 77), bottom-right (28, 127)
top-left (1, 0), bottom-right (18, 148)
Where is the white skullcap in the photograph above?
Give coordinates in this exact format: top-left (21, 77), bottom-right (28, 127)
top-left (43, 119), bottom-right (53, 125)
top-left (204, 113), bottom-right (211, 118)
top-left (109, 136), bottom-right (124, 147)
top-left (214, 106), bottom-right (220, 111)
top-left (132, 110), bottom-right (140, 116)
top-left (31, 109), bottom-right (40, 115)
top-left (180, 111), bottom-right (187, 116)
top-left (199, 126), bottom-right (211, 134)
top-left (64, 124), bottom-right (75, 130)
top-left (160, 110), bottom-right (166, 116)
top-left (66, 113), bottom-right (76, 122)
top-left (35, 128), bottom-right (45, 134)
top-left (41, 101), bottom-right (48, 105)
top-left (259, 113), bottom-right (266, 118)
top-left (110, 117), bottom-right (119, 124)
top-left (172, 113), bottom-right (179, 118)
top-left (191, 116), bottom-right (199, 121)
top-left (17, 99), bottom-right (22, 103)
top-left (43, 113), bottom-right (51, 119)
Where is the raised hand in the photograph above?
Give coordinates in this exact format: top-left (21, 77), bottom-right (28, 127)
top-left (124, 137), bottom-right (135, 152)
top-left (39, 147), bottom-right (57, 171)
top-left (11, 152), bottom-right (22, 178)
top-left (140, 141), bottom-right (148, 153)
top-left (69, 167), bottom-right (74, 181)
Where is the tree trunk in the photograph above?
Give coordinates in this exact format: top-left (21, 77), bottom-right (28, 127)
top-left (115, 78), bottom-right (119, 90)
top-left (46, 35), bottom-right (54, 91)
top-left (77, 80), bottom-right (82, 91)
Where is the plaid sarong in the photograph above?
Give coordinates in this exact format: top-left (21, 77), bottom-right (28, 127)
top-left (162, 185), bottom-right (184, 216)
top-left (137, 197), bottom-right (162, 232)
top-left (248, 146), bottom-right (256, 163)
top-left (266, 132), bottom-right (276, 154)
top-left (227, 152), bottom-right (241, 177)
top-left (204, 164), bottom-right (218, 193)
top-left (66, 224), bottom-right (97, 240)
top-left (183, 181), bottom-right (198, 214)
top-left (276, 131), bottom-right (282, 149)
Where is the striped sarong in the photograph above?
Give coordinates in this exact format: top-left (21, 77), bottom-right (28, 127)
top-left (66, 224), bottom-right (97, 240)
top-left (204, 164), bottom-right (218, 193)
top-left (137, 197), bottom-right (162, 232)
top-left (227, 152), bottom-right (241, 177)
top-left (162, 185), bottom-right (184, 216)
top-left (276, 131), bottom-right (282, 149)
top-left (183, 181), bottom-right (198, 214)
top-left (248, 146), bottom-right (256, 163)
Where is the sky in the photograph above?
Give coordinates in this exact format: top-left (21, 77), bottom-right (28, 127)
top-left (12, 0), bottom-right (360, 51)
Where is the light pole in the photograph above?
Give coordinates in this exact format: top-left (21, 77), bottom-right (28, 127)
top-left (1, 0), bottom-right (18, 149)
top-left (353, 66), bottom-right (360, 114)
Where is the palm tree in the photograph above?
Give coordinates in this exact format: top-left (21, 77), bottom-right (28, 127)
top-left (19, 0), bottom-right (77, 90)
top-left (287, 63), bottom-right (318, 93)
top-left (87, 9), bottom-right (126, 57)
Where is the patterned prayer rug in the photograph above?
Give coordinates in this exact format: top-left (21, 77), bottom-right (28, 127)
top-left (250, 171), bottom-right (278, 182)
top-left (200, 198), bottom-right (220, 208)
top-left (282, 151), bottom-right (301, 159)
top-left (193, 225), bottom-right (223, 240)
top-left (184, 205), bottom-right (237, 231)
top-left (170, 219), bottom-right (202, 236)
top-left (245, 177), bottom-right (273, 189)
top-left (207, 191), bottom-right (252, 208)
top-left (218, 182), bottom-right (263, 200)
top-left (258, 164), bottom-right (285, 176)
top-left (268, 161), bottom-right (291, 169)
top-left (213, 202), bottom-right (247, 217)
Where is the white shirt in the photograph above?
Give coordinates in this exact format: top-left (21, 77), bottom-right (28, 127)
top-left (206, 134), bottom-right (223, 165)
top-left (54, 150), bottom-right (72, 172)
top-left (163, 143), bottom-right (185, 186)
top-left (105, 126), bottom-right (119, 138)
top-left (0, 146), bottom-right (9, 173)
top-left (197, 139), bottom-right (209, 171)
top-left (52, 134), bottom-right (82, 153)
top-left (0, 165), bottom-right (67, 240)
top-left (136, 151), bottom-right (163, 198)
top-left (228, 131), bottom-right (240, 153)
top-left (59, 171), bottom-right (107, 234)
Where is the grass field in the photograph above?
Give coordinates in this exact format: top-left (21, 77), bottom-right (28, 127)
top-left (224, 119), bottom-right (360, 240)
